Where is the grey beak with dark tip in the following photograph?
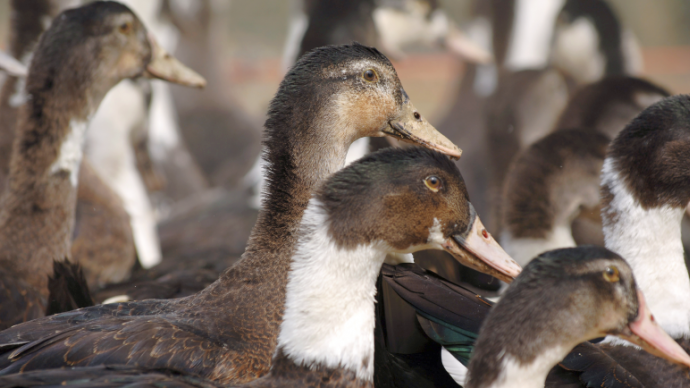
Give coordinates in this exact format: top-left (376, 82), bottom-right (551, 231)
top-left (144, 34), bottom-right (206, 89)
top-left (385, 97), bottom-right (462, 160)
top-left (441, 205), bottom-right (522, 283)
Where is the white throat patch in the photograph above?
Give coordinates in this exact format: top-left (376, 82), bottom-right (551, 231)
top-left (601, 159), bottom-right (690, 337)
top-left (49, 119), bottom-right (88, 187)
top-left (483, 345), bottom-right (570, 388)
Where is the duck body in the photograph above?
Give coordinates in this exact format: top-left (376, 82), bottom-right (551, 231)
top-left (0, 43), bottom-right (463, 384)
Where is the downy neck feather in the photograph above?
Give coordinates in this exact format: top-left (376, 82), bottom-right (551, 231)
top-left (276, 198), bottom-right (386, 382)
top-left (601, 158), bottom-right (690, 338)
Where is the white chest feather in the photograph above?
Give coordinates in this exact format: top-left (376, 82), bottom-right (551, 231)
top-left (496, 348), bottom-right (568, 388)
top-left (477, 346), bottom-right (569, 388)
top-left (49, 119), bottom-right (88, 187)
top-left (601, 159), bottom-right (690, 337)
top-left (278, 200), bottom-right (387, 382)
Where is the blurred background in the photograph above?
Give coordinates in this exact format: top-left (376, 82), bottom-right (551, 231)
top-left (1, 0), bottom-right (687, 127)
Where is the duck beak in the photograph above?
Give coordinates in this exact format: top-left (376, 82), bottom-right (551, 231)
top-left (144, 34), bottom-right (206, 89)
top-left (0, 50), bottom-right (27, 77)
top-left (441, 205), bottom-right (522, 283)
top-left (619, 290), bottom-right (690, 368)
top-left (385, 97), bottom-right (461, 160)
top-left (445, 24), bottom-right (493, 64)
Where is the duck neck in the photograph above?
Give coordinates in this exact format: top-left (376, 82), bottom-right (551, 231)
top-left (240, 97), bottom-right (353, 267)
top-left (601, 159), bottom-right (690, 338)
top-left (0, 60), bottom-right (103, 290)
top-left (274, 199), bottom-right (385, 384)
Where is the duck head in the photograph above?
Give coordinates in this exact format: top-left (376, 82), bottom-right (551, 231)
top-left (466, 246), bottom-right (690, 388)
top-left (32, 1), bottom-right (204, 108)
top-left (317, 147), bottom-right (519, 282)
top-left (269, 43), bottom-right (461, 160)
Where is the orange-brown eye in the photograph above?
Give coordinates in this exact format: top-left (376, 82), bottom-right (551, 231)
top-left (424, 176), bottom-right (441, 192)
top-left (603, 266), bottom-right (619, 282)
top-left (119, 22), bottom-right (132, 34)
top-left (362, 69), bottom-right (378, 83)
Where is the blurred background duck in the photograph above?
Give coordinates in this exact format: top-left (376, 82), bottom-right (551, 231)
top-left (0, 1), bottom-right (204, 329)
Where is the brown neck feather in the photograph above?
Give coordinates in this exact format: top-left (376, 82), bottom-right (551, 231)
top-left (0, 60), bottom-right (92, 294)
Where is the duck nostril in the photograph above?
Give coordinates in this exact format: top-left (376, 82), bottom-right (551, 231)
top-left (481, 229), bottom-right (489, 239)
top-left (413, 112), bottom-right (421, 120)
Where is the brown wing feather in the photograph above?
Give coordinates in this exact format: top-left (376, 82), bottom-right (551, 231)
top-left (0, 269), bottom-right (45, 330)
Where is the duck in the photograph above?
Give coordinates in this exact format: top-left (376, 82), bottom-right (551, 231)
top-left (499, 129), bottom-right (609, 267)
top-left (0, 1), bottom-right (204, 329)
top-left (0, 0), bottom-right (137, 290)
top-left (497, 76), bottom-right (669, 266)
top-left (0, 0), bottom-right (167, 289)
top-left (498, 76), bottom-right (669, 267)
top-left (591, 93), bottom-right (690, 386)
top-left (466, 246), bottom-right (690, 388)
top-left (0, 43), bottom-right (484, 384)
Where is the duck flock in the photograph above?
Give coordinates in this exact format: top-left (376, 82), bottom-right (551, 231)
top-left (0, 0), bottom-right (687, 387)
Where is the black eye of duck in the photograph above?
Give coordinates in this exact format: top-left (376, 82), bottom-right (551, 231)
top-left (424, 176), bottom-right (441, 192)
top-left (362, 69), bottom-right (378, 83)
top-left (603, 266), bottom-right (620, 283)
top-left (118, 22), bottom-right (132, 34)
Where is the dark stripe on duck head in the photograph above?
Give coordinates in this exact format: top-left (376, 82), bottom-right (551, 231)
top-left (316, 147), bottom-right (470, 250)
top-left (607, 94), bottom-right (690, 209)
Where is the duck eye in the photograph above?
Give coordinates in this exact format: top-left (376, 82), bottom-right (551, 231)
top-left (603, 266), bottom-right (620, 283)
top-left (119, 22), bottom-right (132, 34)
top-left (362, 69), bottom-right (378, 83)
top-left (424, 176), bottom-right (441, 192)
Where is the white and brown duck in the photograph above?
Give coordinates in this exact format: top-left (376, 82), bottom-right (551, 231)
top-left (0, 1), bottom-right (204, 329)
top-left (466, 247), bottom-right (690, 388)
